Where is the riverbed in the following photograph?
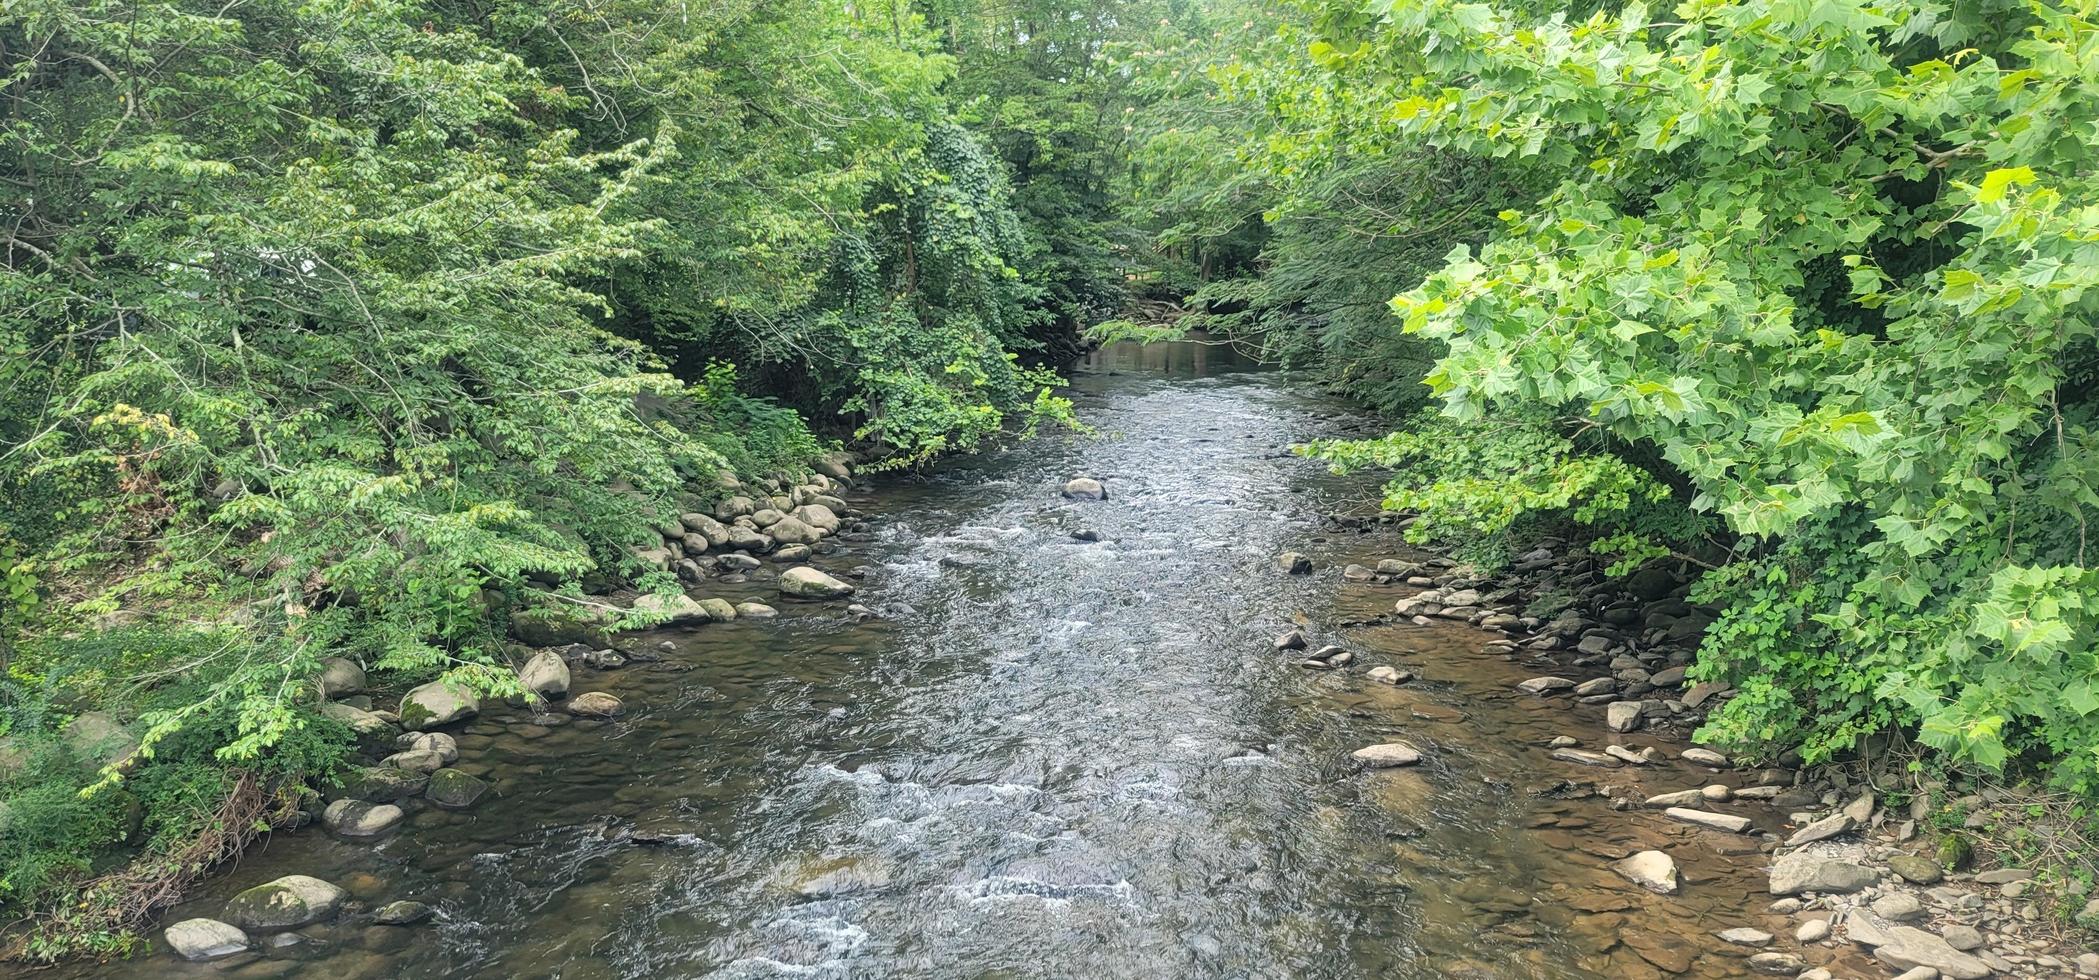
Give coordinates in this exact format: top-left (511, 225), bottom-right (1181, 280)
top-left (87, 340), bottom-right (1862, 979)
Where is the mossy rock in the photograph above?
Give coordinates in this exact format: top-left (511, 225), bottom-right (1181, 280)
top-left (508, 609), bottom-right (610, 647)
top-left (224, 875), bottom-right (345, 932)
top-left (426, 768), bottom-right (489, 809)
top-left (331, 766), bottom-right (428, 803)
top-left (1937, 832), bottom-right (1974, 871)
top-left (398, 681), bottom-right (479, 731)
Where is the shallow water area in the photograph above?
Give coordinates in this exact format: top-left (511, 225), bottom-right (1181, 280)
top-left (73, 339), bottom-right (1872, 979)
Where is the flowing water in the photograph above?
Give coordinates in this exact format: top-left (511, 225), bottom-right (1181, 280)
top-left (79, 339), bottom-right (1869, 979)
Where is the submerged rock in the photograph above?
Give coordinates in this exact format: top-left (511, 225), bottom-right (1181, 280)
top-left (1351, 742), bottom-right (1423, 767)
top-left (568, 691), bottom-right (624, 717)
top-left (373, 900), bottom-right (433, 926)
top-left (426, 768), bottom-right (489, 809)
top-left (1517, 676), bottom-right (1575, 695)
top-left (224, 875), bottom-right (344, 932)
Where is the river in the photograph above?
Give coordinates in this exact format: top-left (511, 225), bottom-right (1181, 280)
top-left (84, 339), bottom-right (1850, 979)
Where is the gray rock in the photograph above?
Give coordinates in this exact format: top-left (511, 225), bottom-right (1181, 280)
top-left (1605, 701), bottom-right (1644, 732)
top-left (1889, 968), bottom-right (1939, 980)
top-left (165, 917), bottom-right (249, 960)
top-left (317, 657), bottom-right (366, 698)
top-left (518, 650), bottom-right (570, 699)
top-left (426, 768), bottom-right (488, 809)
top-left (1517, 676), bottom-right (1576, 695)
top-left (1277, 551), bottom-right (1312, 574)
top-left (1365, 666), bottom-right (1413, 685)
top-left (379, 748), bottom-right (447, 774)
top-left (395, 731), bottom-right (458, 763)
top-left (780, 567), bottom-right (854, 599)
top-left (1939, 924), bottom-right (1983, 950)
top-left (1769, 851), bottom-right (1877, 895)
top-left (322, 799), bottom-right (403, 837)
top-left (790, 504), bottom-right (841, 533)
top-left (1680, 747), bottom-right (1728, 767)
top-left (1717, 927), bottom-right (1773, 946)
top-left (1786, 812), bottom-right (1856, 847)
top-left (1273, 630), bottom-right (1307, 651)
top-left (1551, 747), bottom-right (1622, 768)
top-left (749, 507), bottom-right (785, 528)
top-left (1870, 925), bottom-right (1994, 978)
top-left (767, 515), bottom-right (823, 545)
top-left (1610, 850), bottom-right (1679, 894)
top-left (1572, 677), bottom-right (1617, 697)
top-left (1643, 789), bottom-right (1706, 808)
top-left (735, 601), bottom-right (779, 618)
top-left (1870, 891), bottom-right (1926, 921)
top-left (319, 701), bottom-right (397, 742)
top-left (1352, 742), bottom-right (1423, 767)
top-left (1796, 919), bottom-right (1831, 943)
top-left (631, 592), bottom-right (712, 625)
top-left (224, 875), bottom-right (345, 932)
top-left (1666, 807), bottom-right (1753, 833)
top-left (398, 680), bottom-right (479, 730)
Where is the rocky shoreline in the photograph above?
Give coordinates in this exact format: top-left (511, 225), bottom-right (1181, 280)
top-left (1305, 518), bottom-right (2099, 980)
top-left (157, 457), bottom-right (878, 967)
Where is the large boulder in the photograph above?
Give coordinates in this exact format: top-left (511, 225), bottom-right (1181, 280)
top-left (224, 875), bottom-right (345, 932)
top-left (725, 526), bottom-right (772, 552)
top-left (517, 650), bottom-right (570, 699)
top-left (322, 799), bottom-right (404, 837)
top-left (165, 918), bottom-right (248, 961)
top-left (780, 566), bottom-right (855, 600)
top-left (679, 513), bottom-right (732, 547)
top-left (791, 504), bottom-right (841, 533)
top-left (509, 609), bottom-right (609, 647)
top-left (319, 701), bottom-right (397, 747)
top-left (1768, 850), bottom-right (1877, 895)
top-left (333, 766), bottom-right (428, 803)
top-left (812, 453), bottom-right (852, 481)
top-left (316, 657), bottom-right (366, 698)
top-left (767, 516), bottom-right (824, 545)
top-left (398, 680), bottom-right (479, 731)
top-left (62, 711), bottom-right (138, 769)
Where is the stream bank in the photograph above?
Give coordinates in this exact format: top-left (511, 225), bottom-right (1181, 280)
top-left (52, 340), bottom-right (2087, 979)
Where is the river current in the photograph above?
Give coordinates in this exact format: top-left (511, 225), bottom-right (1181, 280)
top-left (84, 340), bottom-right (1834, 979)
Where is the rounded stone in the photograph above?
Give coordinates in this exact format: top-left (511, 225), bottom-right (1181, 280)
top-left (568, 691), bottom-right (624, 718)
top-left (224, 875), bottom-right (345, 932)
top-left (165, 917), bottom-right (248, 960)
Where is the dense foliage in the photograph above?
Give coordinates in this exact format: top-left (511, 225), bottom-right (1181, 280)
top-left (1252, 0), bottom-right (2099, 789)
top-left (0, 0), bottom-right (1101, 956)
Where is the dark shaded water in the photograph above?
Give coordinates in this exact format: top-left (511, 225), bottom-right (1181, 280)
top-left (75, 343), bottom-right (1859, 979)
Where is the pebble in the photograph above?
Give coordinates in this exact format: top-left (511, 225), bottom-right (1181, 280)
top-left (1795, 919), bottom-right (1830, 943)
